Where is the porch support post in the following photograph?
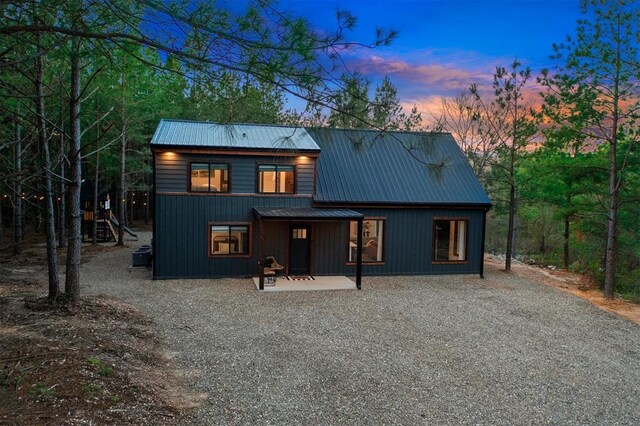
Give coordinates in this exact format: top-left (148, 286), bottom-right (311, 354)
top-left (480, 208), bottom-right (487, 279)
top-left (258, 218), bottom-right (264, 290)
top-left (356, 217), bottom-right (363, 289)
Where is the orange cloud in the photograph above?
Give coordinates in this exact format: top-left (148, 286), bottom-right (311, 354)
top-left (399, 96), bottom-right (442, 129)
top-left (356, 55), bottom-right (494, 92)
top-left (337, 50), bottom-right (552, 131)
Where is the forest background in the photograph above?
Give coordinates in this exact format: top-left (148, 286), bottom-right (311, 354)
top-left (0, 0), bottom-right (638, 302)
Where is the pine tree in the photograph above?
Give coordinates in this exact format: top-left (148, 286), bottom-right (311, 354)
top-left (539, 0), bottom-right (640, 298)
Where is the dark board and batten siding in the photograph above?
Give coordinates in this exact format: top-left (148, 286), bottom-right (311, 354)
top-left (155, 152), bottom-right (315, 194)
top-left (155, 194), bottom-right (313, 278)
top-left (311, 208), bottom-right (485, 276)
top-left (155, 195), bottom-right (486, 279)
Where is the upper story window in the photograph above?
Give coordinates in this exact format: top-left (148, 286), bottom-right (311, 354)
top-left (190, 163), bottom-right (229, 193)
top-left (433, 218), bottom-right (468, 263)
top-left (258, 165), bottom-right (294, 194)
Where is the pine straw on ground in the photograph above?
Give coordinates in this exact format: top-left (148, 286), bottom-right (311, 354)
top-left (0, 237), bottom-right (198, 425)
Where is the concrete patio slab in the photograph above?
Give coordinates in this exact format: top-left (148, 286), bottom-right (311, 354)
top-left (252, 275), bottom-right (357, 291)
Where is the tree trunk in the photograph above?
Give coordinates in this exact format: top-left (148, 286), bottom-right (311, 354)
top-left (65, 42), bottom-right (82, 304)
top-left (129, 192), bottom-right (134, 224)
top-left (35, 203), bottom-right (42, 233)
top-left (91, 155), bottom-right (100, 245)
top-left (504, 85), bottom-right (520, 273)
top-left (145, 190), bottom-right (149, 225)
top-left (58, 107), bottom-right (66, 248)
top-left (92, 99), bottom-right (100, 245)
top-left (0, 197), bottom-right (4, 243)
top-left (35, 39), bottom-right (60, 300)
top-left (505, 182), bottom-right (515, 272)
top-left (563, 196), bottom-right (570, 270)
top-left (603, 29), bottom-right (622, 300)
top-left (13, 113), bottom-right (23, 255)
top-left (603, 143), bottom-right (618, 299)
top-left (116, 71), bottom-right (126, 246)
top-left (0, 198), bottom-right (4, 244)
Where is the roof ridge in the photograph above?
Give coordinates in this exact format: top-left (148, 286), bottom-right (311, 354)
top-left (305, 126), bottom-right (452, 136)
top-left (158, 119), bottom-right (306, 129)
top-left (157, 119), bottom-right (452, 136)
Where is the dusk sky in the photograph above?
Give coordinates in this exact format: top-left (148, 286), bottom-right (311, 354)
top-left (275, 0), bottom-right (583, 119)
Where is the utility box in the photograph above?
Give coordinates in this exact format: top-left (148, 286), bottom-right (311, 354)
top-left (132, 247), bottom-right (151, 267)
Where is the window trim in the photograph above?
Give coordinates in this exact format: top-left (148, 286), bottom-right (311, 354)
top-left (256, 163), bottom-right (297, 194)
top-left (345, 217), bottom-right (386, 265)
top-left (207, 222), bottom-right (252, 258)
top-left (432, 217), bottom-right (469, 264)
top-left (189, 162), bottom-right (231, 193)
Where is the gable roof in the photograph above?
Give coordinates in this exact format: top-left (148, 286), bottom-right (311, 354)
top-left (150, 120), bottom-right (320, 152)
top-left (149, 120), bottom-right (491, 206)
top-left (306, 128), bottom-right (491, 206)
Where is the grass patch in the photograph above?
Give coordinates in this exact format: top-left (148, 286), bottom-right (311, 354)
top-left (30, 383), bottom-right (57, 398)
top-left (87, 357), bottom-right (103, 366)
top-left (98, 366), bottom-right (114, 377)
top-left (82, 383), bottom-right (104, 394)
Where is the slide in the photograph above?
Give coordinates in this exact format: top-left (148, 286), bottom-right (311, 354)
top-left (108, 217), bottom-right (139, 241)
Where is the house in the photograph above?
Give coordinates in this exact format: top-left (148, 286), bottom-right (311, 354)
top-left (150, 120), bottom-right (492, 288)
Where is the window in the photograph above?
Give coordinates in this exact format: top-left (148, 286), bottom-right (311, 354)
top-left (348, 219), bottom-right (384, 263)
top-left (292, 228), bottom-right (307, 239)
top-left (433, 219), bottom-right (468, 262)
top-left (190, 163), bottom-right (229, 192)
top-left (258, 165), bottom-right (294, 193)
top-left (210, 225), bottom-right (250, 256)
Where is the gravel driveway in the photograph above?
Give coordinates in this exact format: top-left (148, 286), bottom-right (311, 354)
top-left (84, 234), bottom-right (640, 425)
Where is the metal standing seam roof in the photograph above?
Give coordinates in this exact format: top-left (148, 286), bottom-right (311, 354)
top-left (150, 120), bottom-right (321, 152)
top-left (253, 207), bottom-right (364, 220)
top-left (149, 119), bottom-right (491, 206)
top-left (306, 128), bottom-right (492, 206)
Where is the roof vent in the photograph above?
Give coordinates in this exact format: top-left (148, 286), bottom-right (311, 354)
top-left (242, 132), bottom-right (247, 137)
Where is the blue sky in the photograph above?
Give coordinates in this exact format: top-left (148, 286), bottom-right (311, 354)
top-left (275, 0), bottom-right (583, 116)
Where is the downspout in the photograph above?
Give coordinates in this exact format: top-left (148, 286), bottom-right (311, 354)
top-left (356, 217), bottom-right (363, 289)
top-left (480, 208), bottom-right (487, 279)
top-left (152, 149), bottom-right (157, 279)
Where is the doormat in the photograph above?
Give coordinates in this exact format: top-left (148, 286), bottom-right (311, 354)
top-left (286, 275), bottom-right (315, 281)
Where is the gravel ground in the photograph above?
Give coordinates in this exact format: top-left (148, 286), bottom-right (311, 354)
top-left (84, 233), bottom-right (640, 425)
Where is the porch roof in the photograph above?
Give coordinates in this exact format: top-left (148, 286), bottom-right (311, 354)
top-left (252, 207), bottom-right (364, 221)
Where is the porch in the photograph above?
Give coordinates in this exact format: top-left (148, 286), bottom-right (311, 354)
top-left (253, 206), bottom-right (365, 291)
top-left (252, 275), bottom-right (357, 292)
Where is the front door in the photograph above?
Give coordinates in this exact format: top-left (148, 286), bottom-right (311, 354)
top-left (289, 224), bottom-right (311, 276)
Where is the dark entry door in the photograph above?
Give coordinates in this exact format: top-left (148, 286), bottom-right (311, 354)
top-left (289, 224), bottom-right (311, 275)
